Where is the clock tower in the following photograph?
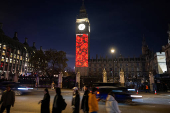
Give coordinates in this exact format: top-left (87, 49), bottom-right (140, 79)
top-left (75, 0), bottom-right (90, 76)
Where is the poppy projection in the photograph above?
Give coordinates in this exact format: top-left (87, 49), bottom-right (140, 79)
top-left (75, 34), bottom-right (88, 67)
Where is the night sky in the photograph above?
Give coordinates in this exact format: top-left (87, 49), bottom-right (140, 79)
top-left (0, 0), bottom-right (170, 69)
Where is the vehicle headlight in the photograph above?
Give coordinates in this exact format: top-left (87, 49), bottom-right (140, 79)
top-left (130, 95), bottom-right (142, 98)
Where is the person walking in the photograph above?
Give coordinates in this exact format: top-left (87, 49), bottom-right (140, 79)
top-left (106, 92), bottom-right (121, 113)
top-left (88, 87), bottom-right (99, 113)
top-left (52, 87), bottom-right (63, 113)
top-left (0, 85), bottom-right (15, 113)
top-left (81, 86), bottom-right (89, 113)
top-left (72, 87), bottom-right (80, 113)
top-left (145, 85), bottom-right (149, 93)
top-left (38, 88), bottom-right (50, 113)
top-left (51, 81), bottom-right (55, 90)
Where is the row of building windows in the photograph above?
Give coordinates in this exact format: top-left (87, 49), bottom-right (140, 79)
top-left (1, 56), bottom-right (29, 62)
top-left (89, 63), bottom-right (140, 67)
top-left (89, 67), bottom-right (141, 72)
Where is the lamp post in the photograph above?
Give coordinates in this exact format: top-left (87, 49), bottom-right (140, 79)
top-left (111, 49), bottom-right (115, 82)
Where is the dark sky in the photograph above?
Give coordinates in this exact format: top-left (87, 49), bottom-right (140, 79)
top-left (0, 0), bottom-right (170, 69)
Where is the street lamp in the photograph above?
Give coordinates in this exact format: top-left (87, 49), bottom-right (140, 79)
top-left (111, 49), bottom-right (115, 53)
top-left (111, 49), bottom-right (115, 83)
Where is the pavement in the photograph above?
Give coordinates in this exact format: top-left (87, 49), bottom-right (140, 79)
top-left (0, 88), bottom-right (170, 113)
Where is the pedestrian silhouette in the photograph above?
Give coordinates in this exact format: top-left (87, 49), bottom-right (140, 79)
top-left (38, 88), bottom-right (50, 113)
top-left (81, 86), bottom-right (89, 113)
top-left (52, 87), bottom-right (66, 113)
top-left (0, 85), bottom-right (15, 113)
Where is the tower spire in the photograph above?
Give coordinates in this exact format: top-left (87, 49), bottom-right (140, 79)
top-left (142, 34), bottom-right (147, 46)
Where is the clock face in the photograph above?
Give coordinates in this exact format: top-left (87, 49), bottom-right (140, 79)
top-left (78, 24), bottom-right (85, 30)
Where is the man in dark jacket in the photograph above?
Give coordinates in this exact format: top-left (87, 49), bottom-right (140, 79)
top-left (81, 86), bottom-right (89, 113)
top-left (52, 87), bottom-right (63, 113)
top-left (0, 85), bottom-right (15, 113)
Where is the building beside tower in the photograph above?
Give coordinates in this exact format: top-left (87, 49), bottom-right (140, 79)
top-left (0, 23), bottom-right (41, 80)
top-left (75, 1), bottom-right (170, 87)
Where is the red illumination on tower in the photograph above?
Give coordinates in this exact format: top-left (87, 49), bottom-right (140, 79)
top-left (76, 34), bottom-right (88, 67)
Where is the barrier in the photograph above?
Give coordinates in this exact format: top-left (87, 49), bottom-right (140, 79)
top-left (155, 90), bottom-right (157, 94)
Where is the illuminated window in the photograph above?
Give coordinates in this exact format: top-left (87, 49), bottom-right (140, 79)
top-left (2, 51), bottom-right (5, 55)
top-left (14, 54), bottom-right (16, 59)
top-left (17, 50), bottom-right (20, 54)
top-left (1, 56), bottom-right (4, 61)
top-left (28, 58), bottom-right (29, 62)
top-left (10, 59), bottom-right (12, 63)
top-left (20, 56), bottom-right (22, 60)
top-left (10, 53), bottom-right (13, 57)
top-left (26, 53), bottom-right (28, 57)
top-left (26, 58), bottom-right (28, 61)
top-left (0, 43), bottom-right (1, 48)
top-left (6, 58), bottom-right (8, 62)
top-left (17, 55), bottom-right (19, 59)
top-left (16, 60), bottom-right (18, 64)
top-left (3, 45), bottom-right (6, 50)
top-left (13, 60), bottom-right (15, 64)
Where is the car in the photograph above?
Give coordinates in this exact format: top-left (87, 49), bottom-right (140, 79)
top-left (0, 81), bottom-right (33, 95)
top-left (96, 86), bottom-right (143, 105)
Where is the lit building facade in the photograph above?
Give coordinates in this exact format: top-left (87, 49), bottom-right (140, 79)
top-left (0, 23), bottom-right (36, 80)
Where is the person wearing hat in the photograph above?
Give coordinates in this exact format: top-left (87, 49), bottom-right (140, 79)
top-left (72, 87), bottom-right (80, 113)
top-left (81, 86), bottom-right (89, 113)
top-left (88, 87), bottom-right (100, 113)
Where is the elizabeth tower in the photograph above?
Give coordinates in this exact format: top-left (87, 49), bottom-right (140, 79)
top-left (75, 0), bottom-right (90, 76)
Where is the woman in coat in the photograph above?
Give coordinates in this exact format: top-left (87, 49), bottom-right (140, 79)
top-left (72, 87), bottom-right (80, 113)
top-left (39, 88), bottom-right (50, 113)
top-left (106, 92), bottom-right (121, 113)
top-left (52, 87), bottom-right (64, 113)
top-left (81, 86), bottom-right (89, 113)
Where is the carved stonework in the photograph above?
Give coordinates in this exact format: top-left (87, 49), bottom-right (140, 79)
top-left (103, 68), bottom-right (107, 83)
top-left (76, 72), bottom-right (80, 88)
top-left (119, 68), bottom-right (125, 85)
top-left (58, 72), bottom-right (63, 88)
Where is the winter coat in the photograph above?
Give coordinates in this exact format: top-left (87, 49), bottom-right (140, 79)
top-left (0, 90), bottom-right (15, 107)
top-left (106, 95), bottom-right (121, 113)
top-left (52, 94), bottom-right (63, 113)
top-left (72, 93), bottom-right (80, 113)
top-left (81, 90), bottom-right (89, 112)
top-left (88, 93), bottom-right (98, 112)
top-left (41, 93), bottom-right (50, 113)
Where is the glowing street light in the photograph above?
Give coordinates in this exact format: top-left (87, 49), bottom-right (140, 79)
top-left (111, 49), bottom-right (115, 53)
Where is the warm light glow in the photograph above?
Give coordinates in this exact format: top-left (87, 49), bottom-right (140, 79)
top-left (111, 49), bottom-right (115, 53)
top-left (76, 34), bottom-right (88, 67)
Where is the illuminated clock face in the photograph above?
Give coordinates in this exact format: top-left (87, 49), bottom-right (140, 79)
top-left (78, 24), bottom-right (85, 30)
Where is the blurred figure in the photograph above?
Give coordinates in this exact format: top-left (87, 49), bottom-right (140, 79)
top-left (72, 87), bottom-right (80, 113)
top-left (81, 86), bottom-right (89, 113)
top-left (145, 85), bottom-right (149, 93)
top-left (106, 92), bottom-right (121, 113)
top-left (0, 85), bottom-right (15, 113)
top-left (51, 81), bottom-right (55, 90)
top-left (88, 87), bottom-right (100, 113)
top-left (38, 88), bottom-right (50, 113)
top-left (52, 87), bottom-right (63, 113)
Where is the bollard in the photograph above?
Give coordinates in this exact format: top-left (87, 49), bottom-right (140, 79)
top-left (137, 89), bottom-right (138, 94)
top-left (155, 90), bottom-right (157, 94)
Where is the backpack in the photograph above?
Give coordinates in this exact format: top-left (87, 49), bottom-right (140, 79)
top-left (61, 98), bottom-right (67, 110)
